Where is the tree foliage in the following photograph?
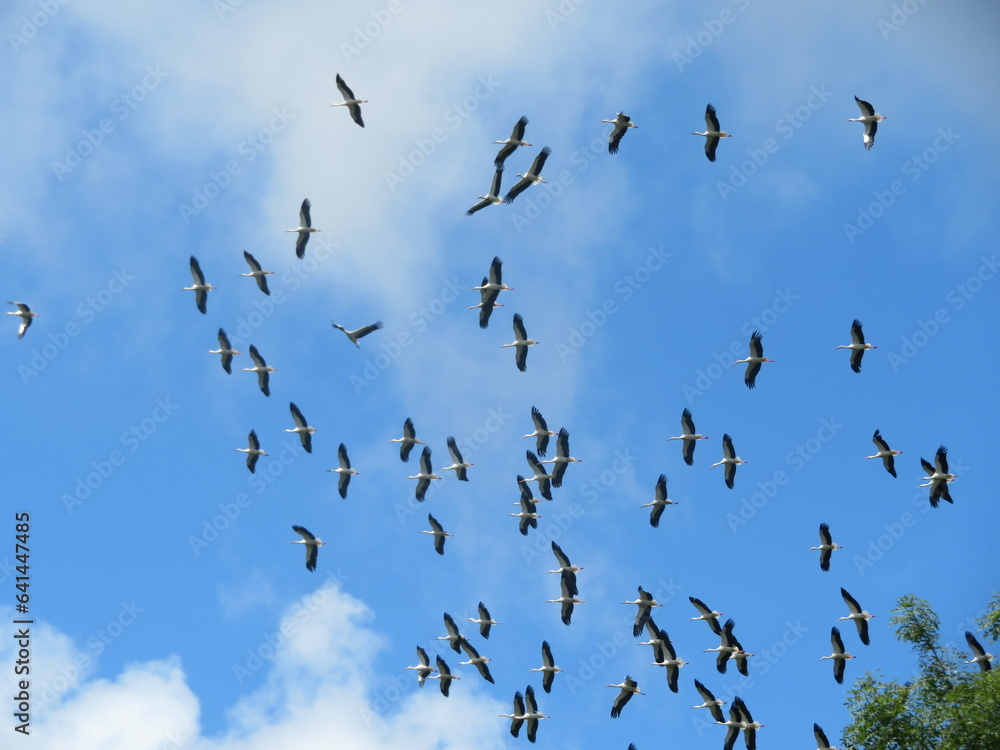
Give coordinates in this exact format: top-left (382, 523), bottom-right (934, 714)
top-left (841, 594), bottom-right (1000, 750)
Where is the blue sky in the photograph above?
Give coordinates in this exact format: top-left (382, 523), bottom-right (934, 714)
top-left (2, 0), bottom-right (998, 747)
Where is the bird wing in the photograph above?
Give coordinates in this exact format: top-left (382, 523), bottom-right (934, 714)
top-left (841, 587), bottom-right (862, 614)
top-left (510, 115), bottom-right (529, 141)
top-left (289, 401), bottom-right (307, 428)
top-left (705, 103), bottom-right (721, 131)
top-left (353, 321), bottom-right (384, 340)
top-left (608, 122), bottom-right (627, 154)
top-left (935, 445), bottom-right (950, 474)
top-left (855, 96), bottom-right (875, 117)
top-left (299, 198), bottom-right (313, 228)
top-left (419, 446), bottom-right (433, 475)
top-left (338, 442), bottom-right (351, 470)
top-left (446, 435), bottom-right (464, 465)
top-left (530, 146), bottom-right (551, 175)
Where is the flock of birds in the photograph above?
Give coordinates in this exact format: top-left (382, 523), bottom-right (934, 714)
top-left (8, 68), bottom-right (982, 750)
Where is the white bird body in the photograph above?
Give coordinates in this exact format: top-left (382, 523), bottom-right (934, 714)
top-left (235, 429), bottom-right (268, 474)
top-left (504, 146), bottom-right (551, 202)
top-left (289, 525), bottom-right (326, 571)
top-left (389, 418), bottom-right (423, 462)
top-left (332, 320), bottom-right (383, 348)
top-left (240, 250), bottom-right (273, 295)
top-left (692, 103), bottom-right (732, 161)
top-left (601, 112), bottom-right (638, 154)
top-left (183, 256), bottom-right (215, 314)
top-left (286, 198), bottom-right (320, 258)
top-left (209, 328), bottom-right (240, 374)
top-left (330, 73), bottom-right (367, 127)
top-left (242, 344), bottom-right (276, 397)
top-left (493, 116), bottom-right (531, 167)
top-left (668, 408), bottom-right (708, 465)
top-left (710, 434), bottom-right (747, 489)
top-left (866, 429), bottom-right (902, 477)
top-left (848, 96), bottom-right (886, 150)
top-left (284, 402), bottom-right (316, 453)
top-left (408, 446), bottom-right (442, 501)
top-left (325, 443), bottom-right (358, 499)
top-left (836, 319), bottom-right (877, 372)
top-left (6, 301), bottom-right (38, 339)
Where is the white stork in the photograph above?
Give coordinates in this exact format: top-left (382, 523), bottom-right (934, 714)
top-left (810, 523), bottom-right (842, 572)
top-left (330, 73), bottom-right (367, 127)
top-left (409, 446), bottom-right (441, 501)
top-left (814, 723), bottom-right (842, 750)
top-left (430, 655), bottom-right (459, 696)
top-left (512, 479), bottom-right (542, 535)
top-left (607, 675), bottom-right (643, 718)
top-left (650, 631), bottom-right (688, 693)
top-left (866, 429), bottom-right (902, 478)
top-left (689, 596), bottom-right (724, 635)
top-left (458, 639), bottom-right (495, 684)
top-left (389, 417), bottom-right (423, 462)
top-left (436, 612), bottom-right (467, 653)
top-left (235, 429), bottom-right (267, 474)
top-left (964, 631), bottom-right (995, 672)
top-left (920, 445), bottom-right (957, 507)
top-left (286, 198), bottom-right (321, 259)
top-left (847, 96), bottom-right (886, 150)
top-left (836, 319), bottom-right (877, 372)
top-left (184, 256), bottom-right (215, 314)
top-left (668, 408), bottom-right (708, 465)
top-left (493, 115), bottom-right (531, 167)
top-left (522, 450), bottom-right (554, 500)
top-left (423, 513), bottom-right (452, 555)
top-left (6, 301), bottom-right (38, 339)
top-left (820, 626), bottom-right (856, 684)
top-left (735, 329), bottom-right (773, 388)
top-left (502, 312), bottom-right (539, 372)
top-left (242, 344), bottom-right (276, 397)
top-left (466, 166), bottom-right (505, 216)
top-left (284, 402), bottom-right (316, 453)
top-left (522, 406), bottom-right (558, 458)
top-left (548, 540), bottom-right (581, 596)
top-left (468, 278), bottom-right (504, 329)
top-left (326, 443), bottom-right (358, 499)
top-left (405, 646), bottom-right (436, 686)
top-left (624, 586), bottom-right (662, 637)
top-left (642, 473), bottom-right (677, 528)
top-left (520, 685), bottom-right (549, 742)
top-left (692, 678), bottom-right (726, 723)
top-left (547, 574), bottom-right (584, 626)
top-left (503, 146), bottom-right (551, 203)
top-left (710, 433), bottom-right (747, 489)
top-left (540, 427), bottom-right (581, 487)
top-left (209, 328), bottom-right (240, 374)
top-left (693, 104), bottom-right (732, 162)
top-left (601, 112), bottom-right (638, 154)
top-left (501, 691), bottom-right (527, 738)
top-left (289, 525), bottom-right (325, 571)
top-left (468, 602), bottom-right (500, 639)
top-left (530, 640), bottom-right (563, 693)
top-left (442, 436), bottom-right (473, 481)
top-left (332, 320), bottom-right (383, 348)
top-left (838, 588), bottom-right (875, 645)
top-left (241, 250), bottom-right (273, 295)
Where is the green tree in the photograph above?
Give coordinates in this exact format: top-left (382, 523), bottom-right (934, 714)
top-left (841, 594), bottom-right (1000, 750)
